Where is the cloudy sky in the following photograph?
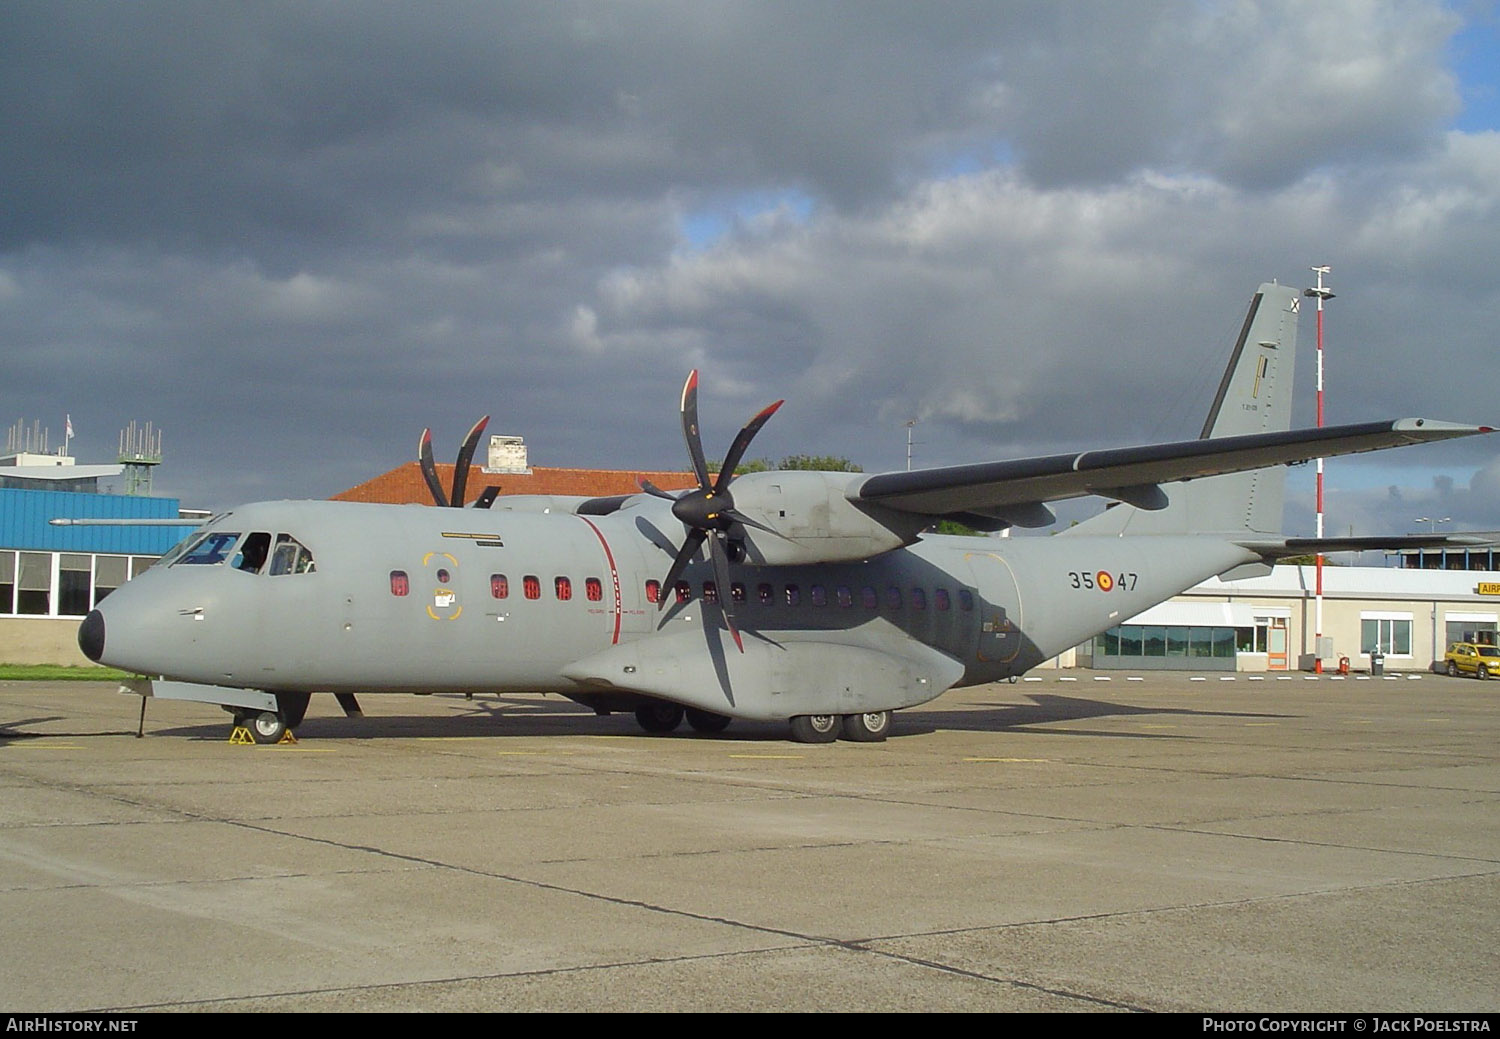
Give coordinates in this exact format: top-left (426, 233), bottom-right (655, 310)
top-left (4, 0), bottom-right (1499, 536)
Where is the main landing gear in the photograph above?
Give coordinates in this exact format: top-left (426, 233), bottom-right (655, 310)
top-left (787, 710), bottom-right (891, 744)
top-left (632, 703), bottom-right (735, 735)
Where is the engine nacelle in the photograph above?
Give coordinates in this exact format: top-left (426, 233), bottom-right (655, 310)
top-left (725, 471), bottom-right (925, 565)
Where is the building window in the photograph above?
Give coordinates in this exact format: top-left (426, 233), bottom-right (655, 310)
top-left (586, 577), bottom-right (603, 602)
top-left (0, 552), bottom-right (15, 614)
top-left (58, 554), bottom-right (91, 617)
top-left (18, 552), bottom-right (51, 615)
top-left (1361, 615), bottom-right (1412, 656)
top-left (490, 574), bottom-right (509, 599)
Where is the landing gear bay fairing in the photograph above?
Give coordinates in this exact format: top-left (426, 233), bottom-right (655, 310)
top-left (78, 284), bottom-right (1494, 742)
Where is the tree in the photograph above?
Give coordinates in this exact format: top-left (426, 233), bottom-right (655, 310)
top-left (711, 455), bottom-right (862, 475)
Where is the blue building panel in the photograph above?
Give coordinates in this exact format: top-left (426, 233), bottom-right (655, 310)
top-left (0, 489), bottom-right (194, 554)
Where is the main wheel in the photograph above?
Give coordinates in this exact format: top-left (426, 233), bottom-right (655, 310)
top-left (1448, 661), bottom-right (1460, 677)
top-left (635, 702), bottom-right (685, 733)
top-left (249, 711), bottom-right (287, 744)
top-left (789, 713), bottom-right (839, 744)
top-left (841, 710), bottom-right (891, 742)
top-left (685, 707), bottom-right (732, 734)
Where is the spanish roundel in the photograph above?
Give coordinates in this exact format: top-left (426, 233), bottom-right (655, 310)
top-left (1096, 571), bottom-right (1114, 592)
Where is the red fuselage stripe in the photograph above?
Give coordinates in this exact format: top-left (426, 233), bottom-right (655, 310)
top-left (577, 516), bottom-right (622, 645)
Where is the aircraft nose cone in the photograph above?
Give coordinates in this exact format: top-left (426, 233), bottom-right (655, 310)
top-left (78, 610), bottom-right (105, 662)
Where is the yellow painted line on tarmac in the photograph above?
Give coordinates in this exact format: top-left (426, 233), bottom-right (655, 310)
top-left (418, 736), bottom-right (489, 742)
top-left (965, 757), bottom-right (1050, 763)
top-left (495, 750), bottom-right (546, 756)
top-left (14, 742), bottom-right (84, 749)
top-left (730, 754), bottom-right (804, 760)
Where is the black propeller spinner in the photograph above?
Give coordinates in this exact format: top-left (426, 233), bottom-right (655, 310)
top-left (639, 370), bottom-right (783, 652)
top-left (419, 416), bottom-right (499, 508)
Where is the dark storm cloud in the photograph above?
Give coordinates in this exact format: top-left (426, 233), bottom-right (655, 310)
top-left (1, 0), bottom-right (1496, 529)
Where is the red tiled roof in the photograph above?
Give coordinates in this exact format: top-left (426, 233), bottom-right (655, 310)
top-left (333, 463), bottom-right (698, 505)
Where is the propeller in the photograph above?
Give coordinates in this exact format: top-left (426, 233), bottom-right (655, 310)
top-left (419, 416), bottom-right (499, 508)
top-left (640, 370), bottom-right (783, 652)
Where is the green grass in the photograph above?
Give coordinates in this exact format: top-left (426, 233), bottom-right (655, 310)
top-left (0, 664), bottom-right (139, 682)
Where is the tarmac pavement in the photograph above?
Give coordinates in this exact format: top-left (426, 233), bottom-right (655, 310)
top-left (0, 672), bottom-right (1496, 1012)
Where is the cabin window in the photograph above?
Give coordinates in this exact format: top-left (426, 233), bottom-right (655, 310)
top-left (703, 582), bottom-right (719, 604)
top-left (675, 581), bottom-right (692, 604)
top-left (911, 588), bottom-right (927, 611)
top-left (730, 582), bottom-right (746, 604)
top-left (885, 585), bottom-right (902, 609)
top-left (268, 534), bottom-right (315, 575)
top-left (177, 531), bottom-right (242, 566)
top-left (810, 585), bottom-right (827, 607)
top-left (490, 574), bottom-right (509, 599)
top-left (860, 586), bottom-right (878, 609)
top-left (935, 588), bottom-right (951, 611)
top-left (958, 589), bottom-right (974, 612)
top-left (645, 579), bottom-right (661, 604)
top-left (523, 575), bottom-right (541, 600)
top-left (586, 577), bottom-right (603, 602)
top-left (836, 586), bottom-right (853, 608)
top-left (390, 571), bottom-right (410, 597)
top-left (757, 582), bottom-right (773, 605)
top-left (436, 568), bottom-right (451, 584)
top-left (785, 584), bottom-right (801, 606)
top-left (555, 576), bottom-right (572, 601)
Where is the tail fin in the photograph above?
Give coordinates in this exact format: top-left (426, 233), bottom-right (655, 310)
top-left (1068, 282), bottom-right (1302, 536)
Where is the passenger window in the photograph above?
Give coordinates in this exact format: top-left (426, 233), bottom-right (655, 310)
top-left (390, 571), bottom-right (409, 597)
top-left (268, 534), bottom-right (315, 575)
top-left (703, 582), bottom-right (719, 604)
top-left (958, 589), bottom-right (974, 612)
top-left (757, 582), bottom-right (773, 605)
top-left (861, 586), bottom-right (878, 609)
top-left (555, 577), bottom-right (572, 601)
top-left (886, 585), bottom-right (902, 609)
top-left (233, 532), bottom-right (271, 574)
top-left (645, 580), bottom-right (661, 604)
top-left (675, 581), bottom-right (692, 604)
top-left (836, 586), bottom-right (853, 608)
top-left (731, 582), bottom-right (746, 604)
top-left (811, 585), bottom-right (827, 607)
top-left (523, 576), bottom-right (541, 600)
top-left (911, 588), bottom-right (927, 611)
top-left (177, 531), bottom-right (242, 566)
top-left (586, 578), bottom-right (603, 602)
top-left (935, 588), bottom-right (950, 612)
top-left (785, 584), bottom-right (801, 606)
top-left (491, 574), bottom-right (509, 599)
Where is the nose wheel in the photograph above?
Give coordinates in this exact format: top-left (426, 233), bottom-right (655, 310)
top-left (231, 707), bottom-right (295, 744)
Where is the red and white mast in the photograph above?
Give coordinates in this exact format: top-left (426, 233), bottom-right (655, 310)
top-left (1305, 265), bottom-right (1334, 672)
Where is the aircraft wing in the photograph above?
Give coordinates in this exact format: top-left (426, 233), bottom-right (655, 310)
top-left (850, 418), bottom-right (1492, 524)
top-left (1235, 532), bottom-right (1500, 557)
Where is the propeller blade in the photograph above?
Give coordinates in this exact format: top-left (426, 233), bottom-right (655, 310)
top-left (638, 478), bottom-right (682, 501)
top-left (722, 508), bottom-right (785, 539)
top-left (473, 485), bottom-right (501, 509)
top-left (715, 399), bottom-right (784, 493)
top-left (450, 415), bottom-right (490, 507)
top-left (659, 529), bottom-right (707, 609)
top-left (679, 370), bottom-right (712, 489)
top-left (707, 534), bottom-right (744, 653)
top-left (418, 429), bottom-right (448, 507)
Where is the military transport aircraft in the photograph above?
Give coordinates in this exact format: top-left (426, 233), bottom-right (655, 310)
top-left (75, 283), bottom-right (1495, 743)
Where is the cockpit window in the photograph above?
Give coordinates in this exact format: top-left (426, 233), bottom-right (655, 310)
top-left (267, 534), bottom-right (316, 575)
top-left (176, 532), bottom-right (243, 566)
top-left (233, 532), bottom-right (272, 574)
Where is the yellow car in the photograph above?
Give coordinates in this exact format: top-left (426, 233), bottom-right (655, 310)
top-left (1444, 642), bottom-right (1500, 679)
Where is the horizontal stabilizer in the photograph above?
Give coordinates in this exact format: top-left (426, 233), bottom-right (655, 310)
top-left (852, 418), bottom-right (1493, 524)
top-left (1238, 532), bottom-right (1500, 558)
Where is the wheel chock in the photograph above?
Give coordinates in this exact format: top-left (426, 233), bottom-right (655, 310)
top-left (229, 726), bottom-right (256, 745)
top-left (277, 729), bottom-right (298, 745)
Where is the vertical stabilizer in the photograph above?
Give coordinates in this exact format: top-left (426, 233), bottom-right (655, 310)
top-left (1067, 282), bottom-right (1301, 536)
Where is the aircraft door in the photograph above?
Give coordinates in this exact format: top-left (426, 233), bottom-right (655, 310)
top-left (965, 552), bottom-right (1024, 666)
